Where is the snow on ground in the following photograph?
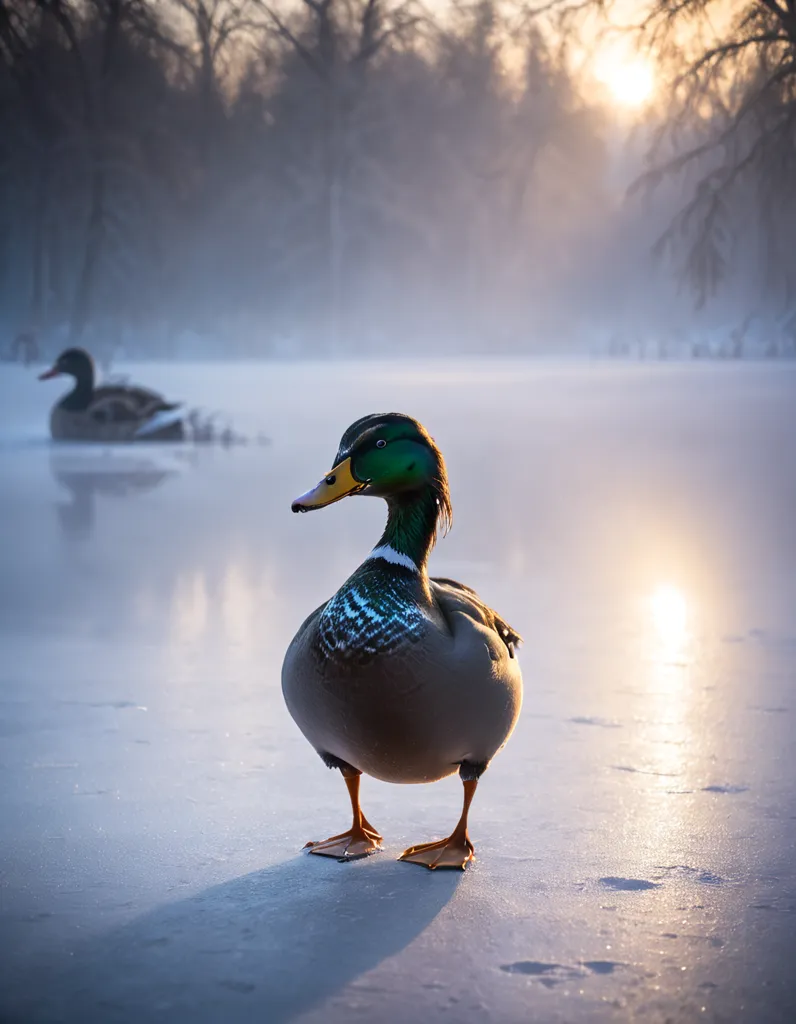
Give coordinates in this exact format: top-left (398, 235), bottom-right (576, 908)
top-left (0, 360), bottom-right (795, 1023)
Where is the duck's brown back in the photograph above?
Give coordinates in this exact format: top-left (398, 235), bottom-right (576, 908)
top-left (50, 386), bottom-right (183, 442)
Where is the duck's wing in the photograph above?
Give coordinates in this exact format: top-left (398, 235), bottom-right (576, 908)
top-left (88, 386), bottom-right (160, 421)
top-left (430, 577), bottom-right (522, 656)
top-left (88, 386), bottom-right (183, 433)
top-left (117, 384), bottom-right (181, 413)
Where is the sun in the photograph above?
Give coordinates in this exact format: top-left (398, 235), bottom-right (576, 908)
top-left (593, 48), bottom-right (655, 110)
top-left (607, 58), bottom-right (655, 107)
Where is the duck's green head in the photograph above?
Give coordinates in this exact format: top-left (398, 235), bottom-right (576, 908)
top-left (39, 347), bottom-right (94, 383)
top-left (292, 412), bottom-right (452, 528)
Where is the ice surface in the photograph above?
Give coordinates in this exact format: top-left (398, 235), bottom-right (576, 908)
top-left (1, 360), bottom-right (795, 1023)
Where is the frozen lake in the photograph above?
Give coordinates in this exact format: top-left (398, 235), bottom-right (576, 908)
top-left (1, 360), bottom-right (795, 1023)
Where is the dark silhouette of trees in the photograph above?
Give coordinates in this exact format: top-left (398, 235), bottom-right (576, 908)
top-left (0, 0), bottom-right (618, 354)
top-left (1, 0), bottom-right (791, 356)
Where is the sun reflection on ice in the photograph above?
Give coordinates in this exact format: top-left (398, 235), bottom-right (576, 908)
top-left (171, 569), bottom-right (209, 646)
top-left (650, 584), bottom-right (691, 669)
top-left (636, 583), bottom-right (699, 815)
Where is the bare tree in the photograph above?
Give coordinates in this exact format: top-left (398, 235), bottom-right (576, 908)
top-left (564, 0), bottom-right (796, 306)
top-left (169, 1), bottom-right (261, 140)
top-left (0, 2), bottom-right (66, 330)
top-left (63, 0), bottom-right (124, 343)
top-left (4, 1), bottom-right (165, 343)
top-left (255, 0), bottom-right (420, 349)
top-left (0, 0), bottom-right (624, 354)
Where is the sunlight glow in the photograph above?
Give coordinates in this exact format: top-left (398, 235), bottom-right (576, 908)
top-left (648, 583), bottom-right (692, 676)
top-left (594, 50), bottom-right (655, 109)
top-left (650, 584), bottom-right (688, 642)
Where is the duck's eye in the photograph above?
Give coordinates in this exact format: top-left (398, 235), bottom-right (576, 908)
top-left (376, 439), bottom-right (386, 448)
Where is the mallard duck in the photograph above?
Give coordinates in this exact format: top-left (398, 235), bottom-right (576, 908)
top-left (282, 413), bottom-right (522, 870)
top-left (39, 348), bottom-right (184, 442)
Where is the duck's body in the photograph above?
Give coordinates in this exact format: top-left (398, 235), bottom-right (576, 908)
top-left (284, 567), bottom-right (521, 786)
top-left (282, 413), bottom-right (522, 869)
top-left (40, 348), bottom-right (184, 442)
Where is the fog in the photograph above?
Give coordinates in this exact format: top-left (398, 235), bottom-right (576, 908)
top-left (2, 0), bottom-right (795, 363)
top-left (1, 361), bottom-right (796, 1021)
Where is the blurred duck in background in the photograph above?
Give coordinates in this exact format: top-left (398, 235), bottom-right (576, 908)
top-left (39, 348), bottom-right (184, 442)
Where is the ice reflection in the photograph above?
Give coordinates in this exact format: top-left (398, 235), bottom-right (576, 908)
top-left (650, 584), bottom-right (690, 668)
top-left (222, 562), bottom-right (254, 650)
top-left (50, 451), bottom-right (181, 540)
top-left (644, 582), bottom-right (695, 739)
top-left (631, 582), bottom-right (700, 872)
top-left (166, 564), bottom-right (267, 651)
top-left (171, 569), bottom-right (209, 646)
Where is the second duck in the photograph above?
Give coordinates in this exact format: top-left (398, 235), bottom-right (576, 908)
top-left (39, 348), bottom-right (184, 442)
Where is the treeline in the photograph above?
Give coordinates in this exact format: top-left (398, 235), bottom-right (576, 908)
top-left (0, 0), bottom-right (626, 356)
top-left (0, 1), bottom-right (793, 359)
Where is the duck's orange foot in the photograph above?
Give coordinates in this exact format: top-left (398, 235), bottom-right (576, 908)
top-left (399, 832), bottom-right (475, 870)
top-left (304, 822), bottom-right (383, 861)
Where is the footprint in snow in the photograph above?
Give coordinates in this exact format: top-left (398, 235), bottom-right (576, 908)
top-left (500, 960), bottom-right (624, 987)
top-left (600, 877), bottom-right (660, 891)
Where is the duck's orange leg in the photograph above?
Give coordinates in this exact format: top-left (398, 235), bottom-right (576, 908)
top-left (400, 777), bottom-right (478, 870)
top-left (305, 769), bottom-right (383, 861)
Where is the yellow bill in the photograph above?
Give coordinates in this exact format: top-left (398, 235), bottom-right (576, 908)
top-left (291, 457), bottom-right (366, 512)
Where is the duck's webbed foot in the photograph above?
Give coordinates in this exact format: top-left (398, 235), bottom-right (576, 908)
top-left (305, 818), bottom-right (383, 861)
top-left (399, 831), bottom-right (474, 870)
top-left (304, 760), bottom-right (383, 862)
top-left (399, 764), bottom-right (485, 871)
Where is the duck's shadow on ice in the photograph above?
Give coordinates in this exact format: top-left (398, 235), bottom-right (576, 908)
top-left (43, 856), bottom-right (461, 1023)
